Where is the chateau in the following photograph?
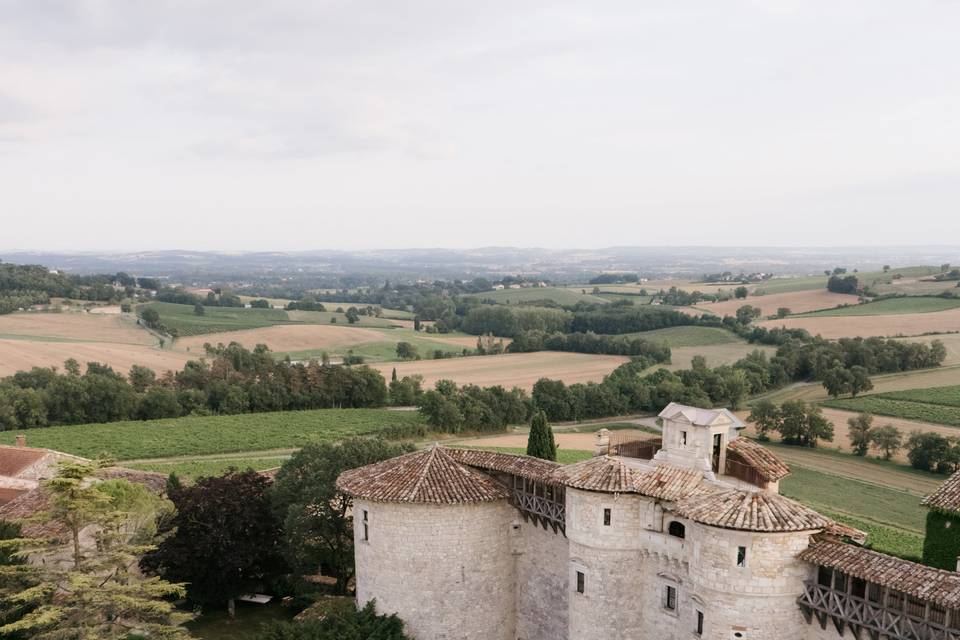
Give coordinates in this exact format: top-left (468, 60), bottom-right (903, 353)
top-left (337, 403), bottom-right (960, 640)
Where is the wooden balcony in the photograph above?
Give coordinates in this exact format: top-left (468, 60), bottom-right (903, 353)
top-left (607, 434), bottom-right (661, 460)
top-left (510, 474), bottom-right (565, 535)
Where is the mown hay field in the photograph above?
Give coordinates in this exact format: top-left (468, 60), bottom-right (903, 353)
top-left (0, 408), bottom-right (426, 461)
top-left (175, 324), bottom-right (388, 353)
top-left (0, 312), bottom-right (154, 344)
top-left (374, 351), bottom-right (631, 391)
top-left (627, 325), bottom-right (740, 347)
top-left (693, 290), bottom-right (858, 318)
top-left (797, 296), bottom-right (960, 317)
top-left (757, 307), bottom-right (960, 338)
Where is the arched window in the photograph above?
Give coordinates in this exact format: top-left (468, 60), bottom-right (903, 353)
top-left (668, 521), bottom-right (686, 539)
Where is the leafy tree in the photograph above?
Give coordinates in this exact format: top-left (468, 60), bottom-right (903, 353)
top-left (345, 307), bottom-right (360, 324)
top-left (869, 424), bottom-right (902, 460)
top-left (778, 401), bottom-right (833, 447)
top-left (848, 366), bottom-right (873, 397)
top-left (128, 364), bottom-right (157, 392)
top-left (747, 400), bottom-right (780, 441)
top-left (526, 411), bottom-right (557, 461)
top-left (827, 274), bottom-right (859, 294)
top-left (395, 342), bottom-right (419, 360)
top-left (258, 601), bottom-right (412, 640)
top-left (734, 286), bottom-right (748, 299)
top-left (270, 439), bottom-right (414, 594)
top-left (193, 303), bottom-right (205, 316)
top-left (0, 461), bottom-right (191, 639)
top-left (905, 432), bottom-right (952, 472)
top-left (846, 412), bottom-right (873, 456)
top-left (137, 386), bottom-right (182, 420)
top-left (141, 469), bottom-right (285, 615)
top-left (735, 305), bottom-right (760, 325)
top-left (776, 307), bottom-right (791, 318)
top-left (389, 375), bottom-right (423, 406)
top-left (821, 365), bottom-right (852, 398)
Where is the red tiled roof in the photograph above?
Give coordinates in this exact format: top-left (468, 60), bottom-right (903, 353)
top-left (675, 489), bottom-right (831, 532)
top-left (922, 470), bottom-right (960, 514)
top-left (336, 445), bottom-right (511, 504)
top-left (800, 540), bottom-right (960, 609)
top-left (447, 448), bottom-right (561, 484)
top-left (633, 464), bottom-right (705, 502)
top-left (549, 456), bottom-right (636, 493)
top-left (0, 446), bottom-right (50, 477)
top-left (726, 438), bottom-right (791, 482)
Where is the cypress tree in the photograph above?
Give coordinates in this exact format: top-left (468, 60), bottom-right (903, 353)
top-left (391, 367), bottom-right (398, 382)
top-left (526, 410), bottom-right (557, 461)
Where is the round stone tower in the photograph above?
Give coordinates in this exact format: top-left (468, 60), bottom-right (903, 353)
top-left (337, 445), bottom-right (517, 640)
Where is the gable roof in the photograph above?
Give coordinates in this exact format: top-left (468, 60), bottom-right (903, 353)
top-left (922, 470), bottom-right (960, 514)
top-left (336, 445), bottom-right (511, 505)
top-left (800, 540), bottom-right (960, 609)
top-left (447, 448), bottom-right (561, 484)
top-left (658, 402), bottom-right (745, 429)
top-left (726, 438), bottom-right (791, 482)
top-left (675, 488), bottom-right (831, 532)
top-left (0, 446), bottom-right (51, 478)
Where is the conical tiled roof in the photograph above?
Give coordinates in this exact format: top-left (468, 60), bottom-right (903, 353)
top-left (922, 470), bottom-right (960, 514)
top-left (336, 445), bottom-right (511, 504)
top-left (675, 488), bottom-right (831, 532)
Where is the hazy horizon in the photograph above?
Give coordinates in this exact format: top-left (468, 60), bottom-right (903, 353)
top-left (2, 1), bottom-right (959, 251)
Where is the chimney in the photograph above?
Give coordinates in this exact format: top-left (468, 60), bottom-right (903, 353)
top-left (14, 435), bottom-right (26, 448)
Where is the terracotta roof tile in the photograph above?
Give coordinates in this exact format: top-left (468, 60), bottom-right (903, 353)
top-left (549, 456), bottom-right (636, 493)
top-left (447, 448), bottom-right (561, 484)
top-left (675, 489), bottom-right (831, 532)
top-left (800, 540), bottom-right (960, 609)
top-left (0, 446), bottom-right (50, 477)
top-left (726, 438), bottom-right (791, 482)
top-left (633, 464), bottom-right (706, 502)
top-left (922, 470), bottom-right (960, 514)
top-left (336, 445), bottom-right (511, 504)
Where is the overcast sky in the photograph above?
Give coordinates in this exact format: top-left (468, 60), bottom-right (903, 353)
top-left (1, 1), bottom-right (958, 251)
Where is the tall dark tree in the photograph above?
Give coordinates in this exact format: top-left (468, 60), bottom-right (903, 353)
top-left (526, 411), bottom-right (557, 461)
top-left (846, 412), bottom-right (873, 456)
top-left (141, 469), bottom-right (285, 616)
top-left (269, 438), bottom-right (414, 595)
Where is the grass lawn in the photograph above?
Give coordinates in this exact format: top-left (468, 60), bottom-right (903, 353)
top-left (624, 325), bottom-right (740, 347)
top-left (753, 276), bottom-right (829, 295)
top-left (187, 602), bottom-right (295, 640)
top-left (0, 409), bottom-right (426, 461)
top-left (797, 296), bottom-right (960, 317)
top-left (130, 455), bottom-right (291, 479)
top-left (818, 510), bottom-right (924, 561)
top-left (824, 385), bottom-right (960, 427)
top-left (779, 466), bottom-right (927, 533)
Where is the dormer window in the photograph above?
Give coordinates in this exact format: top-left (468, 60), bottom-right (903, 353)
top-left (668, 521), bottom-right (686, 539)
top-left (680, 431), bottom-right (687, 446)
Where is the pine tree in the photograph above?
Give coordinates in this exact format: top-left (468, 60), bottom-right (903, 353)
top-left (526, 411), bottom-right (557, 461)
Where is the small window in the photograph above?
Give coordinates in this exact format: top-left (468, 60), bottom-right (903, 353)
top-left (576, 571), bottom-right (585, 594)
top-left (695, 610), bottom-right (704, 635)
top-left (817, 566), bottom-right (832, 587)
top-left (668, 521), bottom-right (686, 539)
top-left (664, 585), bottom-right (677, 611)
top-left (603, 508), bottom-right (611, 526)
top-left (736, 546), bottom-right (747, 567)
top-left (362, 509), bottom-right (369, 541)
top-left (680, 431), bottom-right (687, 446)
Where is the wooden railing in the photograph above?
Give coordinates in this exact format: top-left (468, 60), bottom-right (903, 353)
top-left (799, 580), bottom-right (960, 640)
top-left (607, 434), bottom-right (661, 460)
top-left (723, 458), bottom-right (770, 490)
top-left (511, 475), bottom-right (565, 535)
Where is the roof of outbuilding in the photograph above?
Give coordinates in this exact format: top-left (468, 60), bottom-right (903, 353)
top-left (675, 488), bottom-right (831, 532)
top-left (0, 446), bottom-right (51, 478)
top-left (922, 470), bottom-right (960, 514)
top-left (800, 540), bottom-right (960, 609)
top-left (726, 438), bottom-right (791, 482)
top-left (336, 445), bottom-right (511, 504)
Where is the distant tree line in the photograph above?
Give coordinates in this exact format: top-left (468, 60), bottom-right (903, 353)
top-left (0, 262), bottom-right (152, 314)
top-left (507, 330), bottom-right (672, 361)
top-left (417, 380), bottom-right (531, 432)
top-left (155, 287), bottom-right (244, 307)
top-left (588, 273), bottom-right (639, 285)
top-left (0, 344), bottom-right (391, 430)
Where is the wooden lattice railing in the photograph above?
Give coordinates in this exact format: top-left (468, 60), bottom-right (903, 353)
top-left (607, 434), bottom-right (661, 460)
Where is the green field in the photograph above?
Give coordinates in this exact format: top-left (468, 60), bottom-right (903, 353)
top-left (780, 466), bottom-right (927, 533)
top-left (753, 275), bottom-right (828, 294)
top-left (143, 302), bottom-right (394, 337)
top-left (819, 510), bottom-right (924, 560)
top-left (468, 286), bottom-right (609, 306)
top-left (130, 455), bottom-right (290, 479)
top-left (824, 385), bottom-right (960, 427)
top-left (797, 296), bottom-right (960, 318)
top-left (0, 409), bottom-right (426, 460)
top-left (625, 325), bottom-right (740, 347)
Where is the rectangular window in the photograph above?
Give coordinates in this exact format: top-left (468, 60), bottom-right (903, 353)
top-left (603, 508), bottom-right (611, 526)
top-left (695, 610), bottom-right (704, 635)
top-left (362, 509), bottom-right (369, 541)
top-left (680, 431), bottom-right (687, 446)
top-left (737, 546), bottom-right (747, 567)
top-left (576, 571), bottom-right (585, 594)
top-left (664, 585), bottom-right (677, 611)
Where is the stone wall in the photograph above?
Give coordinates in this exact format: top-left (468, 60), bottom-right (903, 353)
top-left (513, 518), bottom-right (568, 640)
top-left (353, 499), bottom-right (517, 640)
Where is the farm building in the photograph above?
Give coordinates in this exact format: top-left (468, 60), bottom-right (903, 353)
top-left (0, 437), bottom-right (86, 504)
top-left (338, 403), bottom-right (960, 640)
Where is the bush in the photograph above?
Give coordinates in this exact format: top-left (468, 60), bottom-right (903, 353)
top-left (922, 509), bottom-right (960, 570)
